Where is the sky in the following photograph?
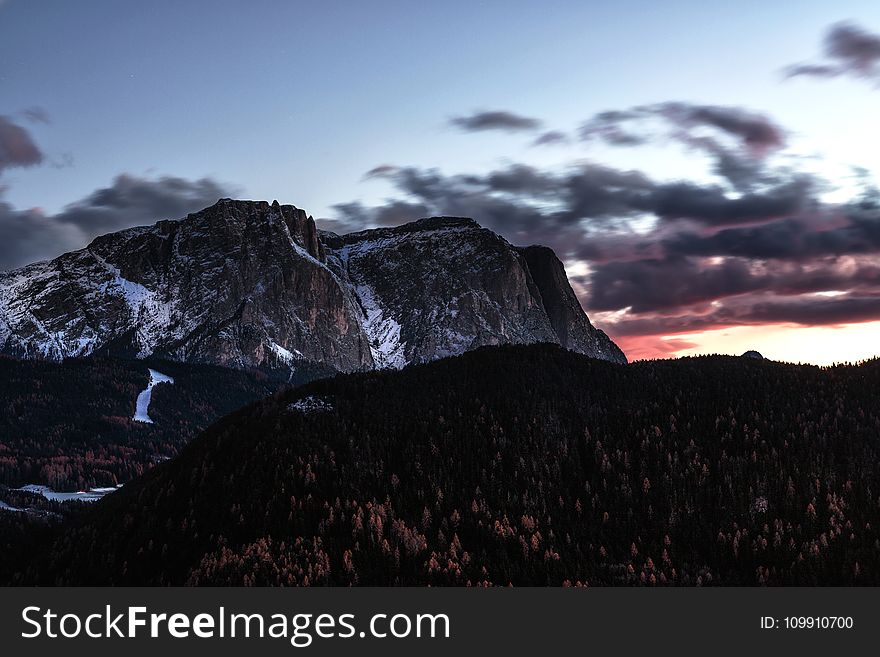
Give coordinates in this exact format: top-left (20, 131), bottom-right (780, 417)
top-left (1, 0), bottom-right (880, 364)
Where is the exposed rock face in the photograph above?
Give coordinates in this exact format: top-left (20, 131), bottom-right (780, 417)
top-left (0, 200), bottom-right (371, 373)
top-left (742, 350), bottom-right (765, 360)
top-left (517, 245), bottom-right (627, 364)
top-left (323, 217), bottom-right (563, 367)
top-left (0, 200), bottom-right (626, 375)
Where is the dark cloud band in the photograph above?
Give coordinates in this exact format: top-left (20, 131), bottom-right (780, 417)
top-left (344, 148), bottom-right (880, 342)
top-left (449, 110), bottom-right (542, 133)
top-left (0, 174), bottom-right (233, 270)
top-left (786, 22), bottom-right (880, 83)
top-left (0, 116), bottom-right (43, 174)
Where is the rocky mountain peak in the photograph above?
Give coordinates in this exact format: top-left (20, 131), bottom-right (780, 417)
top-left (0, 200), bottom-right (627, 377)
top-left (194, 198), bottom-right (323, 260)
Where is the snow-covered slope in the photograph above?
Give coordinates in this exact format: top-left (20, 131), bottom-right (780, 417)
top-left (0, 200), bottom-right (626, 373)
top-left (132, 368), bottom-right (175, 423)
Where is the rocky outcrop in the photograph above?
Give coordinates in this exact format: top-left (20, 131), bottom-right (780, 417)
top-left (0, 200), bottom-right (626, 375)
top-left (517, 245), bottom-right (627, 364)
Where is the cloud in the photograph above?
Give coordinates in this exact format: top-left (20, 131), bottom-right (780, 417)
top-left (785, 64), bottom-right (839, 79)
top-left (352, 161), bottom-right (812, 245)
top-left (363, 164), bottom-right (398, 179)
top-left (588, 256), bottom-right (764, 313)
top-left (747, 295), bottom-right (880, 325)
top-left (599, 288), bottom-right (880, 340)
top-left (0, 116), bottom-right (43, 174)
top-left (335, 102), bottom-right (880, 357)
top-left (449, 110), bottom-right (542, 133)
top-left (532, 130), bottom-right (570, 146)
top-left (50, 152), bottom-right (75, 170)
top-left (641, 178), bottom-right (811, 226)
top-left (21, 107), bottom-right (50, 125)
top-left (330, 199), bottom-right (430, 231)
top-left (0, 202), bottom-right (84, 271)
top-left (660, 103), bottom-right (785, 152)
top-left (485, 164), bottom-right (561, 196)
top-left (342, 133), bottom-right (880, 350)
top-left (580, 109), bottom-right (648, 146)
top-left (53, 174), bottom-right (232, 235)
top-left (586, 255), bottom-right (880, 314)
top-left (786, 22), bottom-right (880, 83)
top-left (580, 102), bottom-right (787, 191)
top-left (663, 211), bottom-right (880, 261)
top-left (581, 102), bottom-right (786, 153)
top-left (0, 174), bottom-right (234, 270)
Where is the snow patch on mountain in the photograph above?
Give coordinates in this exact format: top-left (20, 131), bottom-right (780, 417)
top-left (92, 253), bottom-right (174, 357)
top-left (267, 340), bottom-right (303, 364)
top-left (353, 282), bottom-right (406, 369)
top-left (0, 267), bottom-right (71, 357)
top-left (333, 239), bottom-right (408, 369)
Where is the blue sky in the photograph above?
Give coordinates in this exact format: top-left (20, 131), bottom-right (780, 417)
top-left (2, 0), bottom-right (880, 362)
top-left (3, 0), bottom-right (878, 214)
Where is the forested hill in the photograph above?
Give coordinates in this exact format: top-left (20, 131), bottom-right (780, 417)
top-left (10, 344), bottom-right (880, 586)
top-left (0, 356), bottom-right (275, 492)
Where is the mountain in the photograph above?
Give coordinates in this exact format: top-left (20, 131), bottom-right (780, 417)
top-left (0, 199), bottom-right (625, 376)
top-left (12, 345), bottom-right (880, 586)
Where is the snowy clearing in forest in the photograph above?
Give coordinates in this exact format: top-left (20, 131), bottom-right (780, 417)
top-left (133, 368), bottom-right (175, 423)
top-left (14, 484), bottom-right (123, 503)
top-left (288, 395), bottom-right (335, 414)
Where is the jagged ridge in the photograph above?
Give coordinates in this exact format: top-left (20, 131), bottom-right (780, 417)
top-left (0, 199), bottom-right (626, 374)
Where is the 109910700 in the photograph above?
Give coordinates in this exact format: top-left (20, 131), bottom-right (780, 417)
top-left (761, 616), bottom-right (855, 630)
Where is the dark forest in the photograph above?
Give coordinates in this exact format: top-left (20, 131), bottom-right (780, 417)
top-left (4, 344), bottom-right (879, 586)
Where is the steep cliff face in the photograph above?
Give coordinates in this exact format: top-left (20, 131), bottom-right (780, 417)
top-left (517, 245), bottom-right (627, 364)
top-left (323, 217), bottom-right (561, 367)
top-left (0, 200), bottom-right (626, 375)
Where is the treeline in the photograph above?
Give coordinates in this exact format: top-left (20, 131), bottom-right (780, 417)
top-left (0, 356), bottom-right (275, 492)
top-left (7, 345), bottom-right (880, 586)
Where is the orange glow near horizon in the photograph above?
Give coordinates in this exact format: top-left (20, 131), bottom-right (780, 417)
top-left (614, 321), bottom-right (880, 365)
